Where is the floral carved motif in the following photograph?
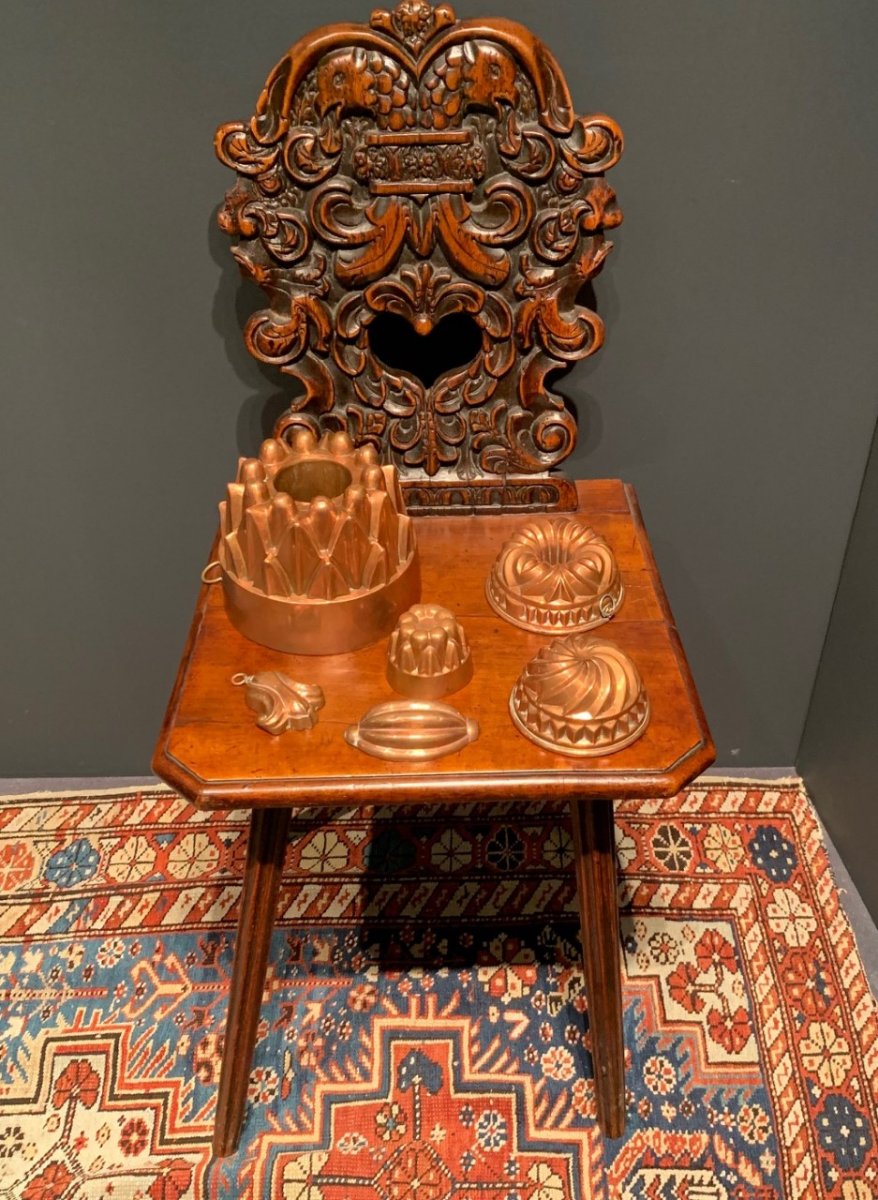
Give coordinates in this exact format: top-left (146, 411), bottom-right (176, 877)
top-left (216, 1), bottom-right (623, 510)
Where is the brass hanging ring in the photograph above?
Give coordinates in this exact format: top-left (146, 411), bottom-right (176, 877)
top-left (201, 560), bottom-right (223, 585)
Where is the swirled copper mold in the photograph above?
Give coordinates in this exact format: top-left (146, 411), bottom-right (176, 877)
top-left (510, 633), bottom-right (650, 757)
top-left (386, 604), bottom-right (473, 699)
top-left (217, 430), bottom-right (420, 654)
top-left (486, 518), bottom-right (623, 634)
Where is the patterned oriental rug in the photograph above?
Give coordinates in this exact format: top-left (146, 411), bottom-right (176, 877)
top-left (0, 782), bottom-right (876, 1200)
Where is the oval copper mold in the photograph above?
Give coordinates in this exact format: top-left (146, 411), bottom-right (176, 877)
top-left (345, 701), bottom-right (480, 762)
top-left (510, 633), bottom-right (649, 757)
top-left (486, 517), bottom-right (623, 634)
top-left (386, 604), bottom-right (473, 699)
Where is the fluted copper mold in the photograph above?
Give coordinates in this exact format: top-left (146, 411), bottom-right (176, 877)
top-left (232, 671), bottom-right (325, 735)
top-left (345, 701), bottom-right (480, 762)
top-left (217, 430), bottom-right (420, 654)
top-left (510, 633), bottom-right (650, 757)
top-left (486, 517), bottom-right (623, 634)
top-left (386, 604), bottom-right (473, 699)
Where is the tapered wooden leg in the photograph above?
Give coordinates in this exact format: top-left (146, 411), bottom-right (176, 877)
top-left (570, 798), bottom-right (625, 1138)
top-left (213, 806), bottom-right (291, 1157)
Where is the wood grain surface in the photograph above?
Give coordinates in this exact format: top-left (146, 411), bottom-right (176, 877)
top-left (153, 481), bottom-right (714, 808)
top-left (571, 797), bottom-right (626, 1138)
top-left (212, 806), bottom-right (291, 1157)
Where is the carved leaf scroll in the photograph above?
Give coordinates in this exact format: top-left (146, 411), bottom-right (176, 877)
top-left (215, 1), bottom-right (623, 506)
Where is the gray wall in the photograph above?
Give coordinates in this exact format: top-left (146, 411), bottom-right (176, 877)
top-left (2, 1), bottom-right (878, 775)
top-left (799, 418), bottom-right (878, 918)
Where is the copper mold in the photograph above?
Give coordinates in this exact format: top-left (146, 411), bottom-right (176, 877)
top-left (232, 671), bottom-right (325, 735)
top-left (510, 633), bottom-right (649, 757)
top-left (386, 604), bottom-right (473, 699)
top-left (345, 701), bottom-right (479, 762)
top-left (217, 430), bottom-right (420, 654)
top-left (486, 517), bottom-right (623, 634)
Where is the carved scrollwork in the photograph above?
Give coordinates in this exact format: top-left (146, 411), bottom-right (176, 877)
top-left (531, 190), bottom-right (619, 266)
top-left (282, 127), bottom-right (342, 186)
top-left (518, 289), bottom-right (604, 363)
top-left (215, 123), bottom-right (280, 177)
top-left (497, 111), bottom-right (558, 183)
top-left (216, 1), bottom-right (623, 508)
top-left (244, 294), bottom-right (332, 368)
top-left (234, 201), bottom-right (311, 265)
top-left (561, 114), bottom-right (624, 177)
top-left (506, 404), bottom-right (579, 473)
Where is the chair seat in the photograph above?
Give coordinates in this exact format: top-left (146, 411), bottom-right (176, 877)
top-left (154, 479), bottom-right (713, 810)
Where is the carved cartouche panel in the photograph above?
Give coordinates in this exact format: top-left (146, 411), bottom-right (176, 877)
top-left (216, 0), bottom-right (622, 511)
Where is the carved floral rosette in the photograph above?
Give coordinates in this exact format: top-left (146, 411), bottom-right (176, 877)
top-left (215, 0), bottom-right (623, 505)
top-left (486, 516), bottom-right (623, 633)
top-left (510, 633), bottom-right (650, 757)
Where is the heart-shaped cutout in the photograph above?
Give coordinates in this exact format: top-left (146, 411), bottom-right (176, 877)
top-left (368, 312), bottom-right (483, 388)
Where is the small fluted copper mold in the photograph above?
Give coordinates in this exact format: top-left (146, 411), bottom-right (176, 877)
top-left (510, 633), bottom-right (649, 757)
top-left (386, 604), bottom-right (473, 699)
top-left (232, 671), bottom-right (325, 735)
top-left (486, 517), bottom-right (623, 634)
top-left (216, 429), bottom-right (419, 654)
top-left (345, 701), bottom-right (480, 762)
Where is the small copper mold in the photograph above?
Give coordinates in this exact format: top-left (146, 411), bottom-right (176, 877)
top-left (486, 517), bottom-right (623, 634)
top-left (217, 430), bottom-right (420, 655)
top-left (510, 633), bottom-right (649, 757)
top-left (386, 604), bottom-right (473, 699)
top-left (232, 671), bottom-right (325, 735)
top-left (345, 701), bottom-right (480, 762)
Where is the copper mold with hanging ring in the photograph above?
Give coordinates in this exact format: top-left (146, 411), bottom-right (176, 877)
top-left (486, 517), bottom-right (623, 634)
top-left (386, 604), bottom-right (473, 700)
top-left (232, 672), bottom-right (325, 735)
top-left (211, 429), bottom-right (420, 655)
top-left (345, 701), bottom-right (480, 762)
top-left (510, 633), bottom-right (650, 757)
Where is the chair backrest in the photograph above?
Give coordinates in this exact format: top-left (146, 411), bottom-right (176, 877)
top-left (216, 0), bottom-right (623, 514)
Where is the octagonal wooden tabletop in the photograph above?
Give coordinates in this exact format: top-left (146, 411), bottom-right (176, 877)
top-left (153, 480), bottom-right (714, 809)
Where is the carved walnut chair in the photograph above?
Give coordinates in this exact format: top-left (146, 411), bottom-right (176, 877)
top-left (153, 0), bottom-right (714, 1157)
